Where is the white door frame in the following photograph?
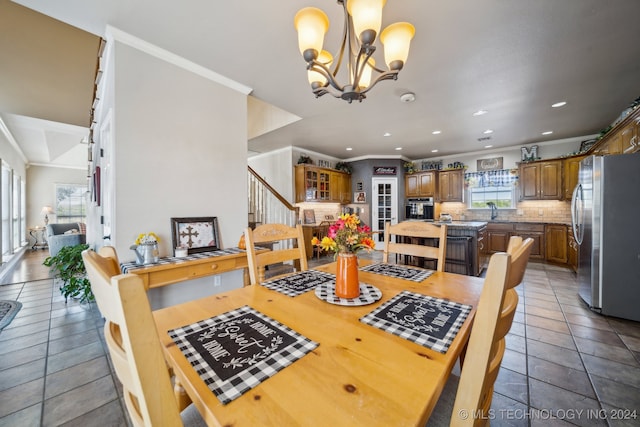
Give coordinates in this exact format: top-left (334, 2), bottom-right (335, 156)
top-left (371, 177), bottom-right (398, 250)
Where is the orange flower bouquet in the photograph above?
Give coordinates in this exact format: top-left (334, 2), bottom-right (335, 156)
top-left (311, 213), bottom-right (375, 255)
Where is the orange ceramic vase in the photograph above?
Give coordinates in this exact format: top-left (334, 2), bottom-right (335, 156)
top-left (335, 252), bottom-right (360, 298)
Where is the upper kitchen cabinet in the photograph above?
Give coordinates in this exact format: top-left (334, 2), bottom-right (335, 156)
top-left (563, 155), bottom-right (586, 200)
top-left (332, 171), bottom-right (352, 204)
top-left (519, 160), bottom-right (562, 200)
top-left (437, 169), bottom-right (464, 202)
top-left (405, 171), bottom-right (436, 198)
top-left (621, 115), bottom-right (640, 154)
top-left (295, 165), bottom-right (351, 203)
top-left (591, 106), bottom-right (640, 155)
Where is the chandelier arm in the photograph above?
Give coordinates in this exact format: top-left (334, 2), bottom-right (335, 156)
top-left (359, 71), bottom-right (400, 95)
top-left (330, 0), bottom-right (350, 80)
top-left (308, 61), bottom-right (346, 93)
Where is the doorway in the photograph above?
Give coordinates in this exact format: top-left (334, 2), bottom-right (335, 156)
top-left (371, 177), bottom-right (398, 250)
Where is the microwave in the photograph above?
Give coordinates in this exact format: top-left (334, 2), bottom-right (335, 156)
top-left (405, 197), bottom-right (435, 221)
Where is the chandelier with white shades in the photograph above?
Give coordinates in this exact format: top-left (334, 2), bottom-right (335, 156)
top-left (294, 0), bottom-right (415, 103)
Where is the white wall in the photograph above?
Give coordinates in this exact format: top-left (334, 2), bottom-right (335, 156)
top-left (26, 165), bottom-right (87, 229)
top-left (248, 147), bottom-right (295, 201)
top-left (87, 34), bottom-right (249, 307)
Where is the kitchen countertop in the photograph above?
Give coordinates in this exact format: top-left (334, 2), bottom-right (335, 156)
top-left (434, 221), bottom-right (488, 230)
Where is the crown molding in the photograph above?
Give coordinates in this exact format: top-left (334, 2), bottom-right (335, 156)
top-left (106, 26), bottom-right (252, 95)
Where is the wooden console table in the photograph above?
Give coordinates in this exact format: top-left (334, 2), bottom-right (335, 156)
top-left (120, 247), bottom-right (268, 289)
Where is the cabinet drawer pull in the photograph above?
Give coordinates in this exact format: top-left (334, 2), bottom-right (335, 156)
top-left (211, 264), bottom-right (218, 270)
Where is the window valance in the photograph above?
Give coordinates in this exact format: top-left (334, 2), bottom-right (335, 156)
top-left (465, 169), bottom-right (518, 188)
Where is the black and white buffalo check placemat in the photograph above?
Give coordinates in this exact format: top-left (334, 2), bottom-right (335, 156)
top-left (315, 282), bottom-right (382, 306)
top-left (359, 291), bottom-right (472, 353)
top-left (260, 270), bottom-right (335, 297)
top-left (121, 247), bottom-right (264, 273)
top-left (359, 262), bottom-right (434, 282)
top-left (168, 305), bottom-right (318, 404)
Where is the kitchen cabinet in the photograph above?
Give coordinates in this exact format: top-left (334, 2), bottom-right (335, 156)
top-left (437, 169), bottom-right (463, 202)
top-left (563, 155), bottom-right (585, 200)
top-left (519, 160), bottom-right (562, 200)
top-left (486, 223), bottom-right (514, 253)
top-left (486, 222), bottom-right (545, 260)
top-left (567, 227), bottom-right (578, 272)
top-left (515, 223), bottom-right (545, 260)
top-left (331, 172), bottom-right (352, 204)
top-left (545, 224), bottom-right (568, 264)
top-left (295, 165), bottom-right (351, 203)
top-left (593, 133), bottom-right (622, 155)
top-left (405, 171), bottom-right (436, 197)
top-left (621, 116), bottom-right (640, 154)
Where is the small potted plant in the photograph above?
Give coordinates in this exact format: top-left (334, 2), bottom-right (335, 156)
top-left (335, 162), bottom-right (352, 174)
top-left (43, 243), bottom-right (93, 303)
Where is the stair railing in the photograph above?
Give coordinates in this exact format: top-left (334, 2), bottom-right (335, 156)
top-left (247, 166), bottom-right (299, 230)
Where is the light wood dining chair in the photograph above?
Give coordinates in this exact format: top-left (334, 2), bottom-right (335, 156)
top-left (83, 247), bottom-right (205, 427)
top-left (383, 221), bottom-right (448, 272)
top-left (427, 236), bottom-right (534, 426)
top-left (244, 223), bottom-right (309, 285)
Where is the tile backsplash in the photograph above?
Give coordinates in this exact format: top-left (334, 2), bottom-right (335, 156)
top-left (438, 200), bottom-right (571, 224)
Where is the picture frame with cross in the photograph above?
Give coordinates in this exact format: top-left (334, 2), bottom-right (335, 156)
top-left (170, 216), bottom-right (221, 255)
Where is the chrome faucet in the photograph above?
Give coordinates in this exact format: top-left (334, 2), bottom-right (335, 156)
top-left (486, 202), bottom-right (498, 220)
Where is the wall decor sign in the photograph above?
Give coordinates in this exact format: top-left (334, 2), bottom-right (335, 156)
top-left (477, 157), bottom-right (503, 171)
top-left (170, 216), bottom-right (220, 254)
top-left (521, 145), bottom-right (539, 162)
top-left (303, 209), bottom-right (316, 224)
top-left (421, 160), bottom-right (443, 171)
top-left (373, 166), bottom-right (397, 175)
top-left (354, 192), bottom-right (366, 203)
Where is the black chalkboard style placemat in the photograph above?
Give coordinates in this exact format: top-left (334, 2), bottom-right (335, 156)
top-left (169, 305), bottom-right (318, 404)
top-left (260, 270), bottom-right (335, 296)
top-left (359, 262), bottom-right (434, 282)
top-left (360, 291), bottom-right (472, 353)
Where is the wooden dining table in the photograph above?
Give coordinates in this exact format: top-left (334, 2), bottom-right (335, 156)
top-left (152, 259), bottom-right (485, 426)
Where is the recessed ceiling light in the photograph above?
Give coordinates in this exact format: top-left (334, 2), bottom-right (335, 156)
top-left (484, 145), bottom-right (493, 148)
top-left (431, 149), bottom-right (439, 153)
top-left (552, 101), bottom-right (567, 108)
top-left (473, 110), bottom-right (488, 116)
top-left (383, 132), bottom-right (392, 137)
top-left (346, 147), bottom-right (353, 151)
top-left (432, 130), bottom-right (441, 135)
top-left (542, 131), bottom-right (553, 135)
top-left (483, 129), bottom-right (493, 134)
top-left (395, 147), bottom-right (402, 151)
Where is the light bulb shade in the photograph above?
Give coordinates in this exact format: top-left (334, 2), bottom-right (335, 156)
top-left (380, 22), bottom-right (415, 70)
top-left (294, 7), bottom-right (329, 57)
top-left (359, 57), bottom-right (375, 88)
top-left (347, 0), bottom-right (386, 43)
top-left (307, 50), bottom-right (334, 85)
top-left (41, 206), bottom-right (54, 215)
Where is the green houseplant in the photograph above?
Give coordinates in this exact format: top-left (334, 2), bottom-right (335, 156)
top-left (43, 243), bottom-right (94, 303)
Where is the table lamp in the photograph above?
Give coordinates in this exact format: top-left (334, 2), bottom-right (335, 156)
top-left (41, 206), bottom-right (54, 225)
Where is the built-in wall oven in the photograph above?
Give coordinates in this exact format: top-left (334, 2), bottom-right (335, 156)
top-left (405, 197), bottom-right (435, 221)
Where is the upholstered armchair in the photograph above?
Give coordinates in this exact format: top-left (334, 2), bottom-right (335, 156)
top-left (46, 223), bottom-right (87, 257)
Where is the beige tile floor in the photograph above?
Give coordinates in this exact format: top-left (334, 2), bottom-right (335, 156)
top-left (0, 249), bottom-right (639, 426)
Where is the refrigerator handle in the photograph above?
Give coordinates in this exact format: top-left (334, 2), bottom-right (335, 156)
top-left (571, 183), bottom-right (584, 245)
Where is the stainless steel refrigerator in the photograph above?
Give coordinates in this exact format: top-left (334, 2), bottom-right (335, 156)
top-left (571, 153), bottom-right (640, 322)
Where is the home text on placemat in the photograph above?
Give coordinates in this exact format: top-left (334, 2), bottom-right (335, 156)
top-left (261, 270), bottom-right (334, 297)
top-left (378, 294), bottom-right (462, 340)
top-left (169, 306), bottom-right (318, 404)
top-left (359, 262), bottom-right (434, 282)
top-left (185, 312), bottom-right (296, 381)
top-left (360, 291), bottom-right (472, 353)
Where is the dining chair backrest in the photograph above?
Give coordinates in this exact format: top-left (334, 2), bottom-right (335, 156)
top-left (82, 247), bottom-right (185, 427)
top-left (450, 237), bottom-right (533, 426)
top-left (244, 223), bottom-right (309, 285)
top-left (383, 221), bottom-right (448, 272)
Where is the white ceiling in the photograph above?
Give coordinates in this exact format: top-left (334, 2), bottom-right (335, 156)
top-left (4, 0), bottom-right (640, 167)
